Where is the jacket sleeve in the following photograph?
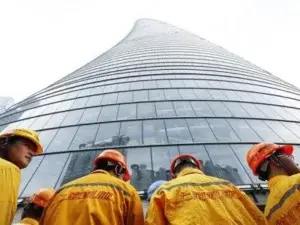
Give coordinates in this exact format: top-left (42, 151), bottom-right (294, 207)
top-left (145, 191), bottom-right (167, 225)
top-left (235, 188), bottom-right (267, 225)
top-left (125, 190), bottom-right (145, 225)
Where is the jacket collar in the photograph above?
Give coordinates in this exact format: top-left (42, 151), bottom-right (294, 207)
top-left (177, 168), bottom-right (203, 177)
top-left (91, 169), bottom-right (111, 176)
top-left (268, 175), bottom-right (288, 189)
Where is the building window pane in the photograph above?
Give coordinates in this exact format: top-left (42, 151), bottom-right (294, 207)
top-left (236, 92), bottom-right (255, 102)
top-left (71, 97), bottom-right (88, 109)
top-left (98, 105), bottom-right (118, 122)
top-left (157, 80), bottom-right (171, 88)
top-left (46, 127), bottom-right (78, 152)
top-left (196, 80), bottom-right (211, 88)
top-left (117, 104), bottom-right (137, 120)
top-left (208, 90), bottom-right (228, 100)
top-left (179, 145), bottom-right (216, 176)
top-left (149, 90), bottom-right (165, 100)
top-left (155, 102), bottom-right (176, 118)
top-left (207, 102), bottom-right (232, 117)
top-left (30, 105), bottom-right (48, 117)
top-left (17, 118), bottom-right (36, 129)
top-left (90, 86), bottom-right (104, 95)
top-left (208, 80), bottom-right (222, 88)
top-left (173, 101), bottom-right (196, 117)
top-left (165, 119), bottom-right (192, 143)
top-left (186, 119), bottom-right (217, 142)
top-left (43, 112), bottom-right (67, 128)
top-left (164, 89), bottom-right (182, 100)
top-left (61, 109), bottom-right (84, 126)
top-left (231, 144), bottom-right (266, 184)
top-left (69, 124), bottom-right (99, 150)
top-left (19, 156), bottom-right (43, 196)
top-left (117, 83), bottom-right (130, 91)
top-left (29, 115), bottom-right (51, 130)
top-left (264, 121), bottom-right (299, 142)
top-left (144, 80), bottom-right (157, 89)
top-left (152, 146), bottom-right (179, 181)
top-left (190, 101), bottom-right (214, 117)
top-left (178, 89), bottom-right (197, 100)
top-left (77, 89), bottom-right (91, 97)
top-left (282, 122), bottom-right (300, 139)
top-left (43, 102), bottom-right (61, 114)
top-left (143, 120), bottom-right (167, 145)
top-left (95, 123), bottom-right (121, 147)
top-left (224, 102), bottom-right (250, 117)
top-left (101, 93), bottom-right (118, 105)
top-left (206, 119), bottom-right (240, 142)
top-left (246, 120), bottom-right (283, 142)
top-left (170, 80), bottom-right (184, 88)
top-left (137, 103), bottom-right (156, 119)
top-left (226, 119), bottom-right (262, 142)
top-left (193, 89), bottom-right (213, 100)
top-left (57, 100), bottom-right (75, 111)
top-left (79, 107), bottom-right (101, 123)
top-left (67, 91), bottom-right (80, 99)
top-left (222, 90), bottom-right (243, 101)
top-left (86, 95), bottom-right (103, 107)
top-left (183, 80), bottom-right (198, 88)
top-left (271, 106), bottom-right (297, 121)
top-left (133, 90), bottom-right (148, 102)
top-left (254, 105), bottom-right (283, 120)
top-left (126, 148), bottom-right (152, 190)
top-left (130, 81), bottom-right (144, 90)
top-left (117, 92), bottom-right (133, 103)
top-left (240, 103), bottom-right (267, 118)
top-left (103, 84), bottom-right (117, 93)
top-left (38, 129), bottom-right (58, 150)
top-left (22, 154), bottom-right (69, 197)
top-left (119, 121), bottom-right (142, 146)
top-left (206, 145), bottom-right (252, 184)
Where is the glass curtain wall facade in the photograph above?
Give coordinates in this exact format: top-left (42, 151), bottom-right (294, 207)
top-left (2, 19), bottom-right (300, 207)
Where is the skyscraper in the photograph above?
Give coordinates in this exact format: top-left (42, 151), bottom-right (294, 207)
top-left (2, 19), bottom-right (300, 209)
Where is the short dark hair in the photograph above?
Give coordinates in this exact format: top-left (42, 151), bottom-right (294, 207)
top-left (93, 159), bottom-right (117, 172)
top-left (174, 161), bottom-right (198, 175)
top-left (21, 203), bottom-right (44, 220)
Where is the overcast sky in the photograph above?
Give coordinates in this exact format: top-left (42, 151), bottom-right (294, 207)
top-left (0, 0), bottom-right (299, 103)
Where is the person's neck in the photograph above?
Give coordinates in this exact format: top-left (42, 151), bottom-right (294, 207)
top-left (268, 169), bottom-right (288, 180)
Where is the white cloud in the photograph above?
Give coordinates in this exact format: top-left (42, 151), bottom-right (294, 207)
top-left (0, 0), bottom-right (299, 103)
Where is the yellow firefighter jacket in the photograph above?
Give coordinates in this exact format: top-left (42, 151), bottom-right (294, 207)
top-left (0, 158), bottom-right (21, 225)
top-left (40, 170), bottom-right (144, 225)
top-left (265, 174), bottom-right (300, 225)
top-left (13, 217), bottom-right (39, 225)
top-left (146, 168), bottom-right (267, 225)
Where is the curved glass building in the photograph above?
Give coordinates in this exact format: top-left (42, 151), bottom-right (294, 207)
top-left (2, 19), bottom-right (300, 209)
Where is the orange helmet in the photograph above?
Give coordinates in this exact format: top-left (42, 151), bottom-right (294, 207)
top-left (246, 142), bottom-right (293, 175)
top-left (170, 154), bottom-right (201, 178)
top-left (93, 149), bottom-right (131, 182)
top-left (28, 188), bottom-right (55, 208)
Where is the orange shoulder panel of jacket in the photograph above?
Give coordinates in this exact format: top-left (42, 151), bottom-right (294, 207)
top-left (265, 174), bottom-right (300, 225)
top-left (0, 158), bottom-right (21, 225)
top-left (13, 217), bottom-right (39, 225)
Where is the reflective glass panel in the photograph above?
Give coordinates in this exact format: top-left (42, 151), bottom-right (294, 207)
top-left (119, 121), bottom-right (142, 146)
top-left (133, 90), bottom-right (148, 102)
top-left (137, 103), bottom-right (156, 119)
top-left (17, 118), bottom-right (36, 129)
top-left (29, 115), bottom-right (51, 130)
top-left (95, 123), bottom-right (121, 147)
top-left (226, 119), bottom-right (262, 142)
top-left (43, 102), bottom-right (61, 114)
top-left (173, 101), bottom-right (196, 117)
top-left (170, 80), bottom-right (184, 88)
top-left (69, 124), bottom-right (99, 150)
top-left (208, 90), bottom-right (228, 100)
top-left (164, 89), bottom-right (182, 100)
top-left (178, 89), bottom-right (197, 100)
top-left (236, 92), bottom-right (255, 102)
top-left (103, 84), bottom-right (117, 93)
top-left (30, 105), bottom-right (48, 117)
top-left (247, 120), bottom-right (283, 142)
top-left (155, 102), bottom-right (176, 118)
top-left (67, 91), bottom-right (80, 99)
top-left (80, 107), bottom-right (101, 123)
top-left (149, 90), bottom-right (165, 100)
top-left (126, 148), bottom-right (152, 190)
top-left (71, 97), bottom-right (88, 109)
top-left (117, 104), bottom-right (137, 120)
top-left (186, 119), bottom-right (217, 142)
top-left (143, 120), bottom-right (167, 145)
top-left (207, 102), bottom-right (232, 117)
top-left (61, 109), bottom-right (84, 126)
top-left (157, 80), bottom-right (171, 88)
top-left (190, 101), bottom-right (214, 117)
top-left (206, 145), bottom-right (252, 185)
top-left (224, 102), bottom-right (250, 117)
top-left (43, 112), bottom-right (67, 128)
top-left (196, 80), bottom-right (211, 88)
top-left (90, 86), bottom-right (104, 95)
top-left (78, 89), bottom-right (91, 97)
top-left (101, 93), bottom-right (118, 105)
top-left (222, 90), bottom-right (243, 101)
top-left (271, 106), bottom-right (297, 121)
top-left (130, 81), bottom-right (144, 90)
top-left (86, 95), bottom-right (103, 107)
top-left (144, 80), bottom-right (157, 88)
top-left (240, 103), bottom-right (267, 118)
top-left (281, 122), bottom-right (300, 139)
top-left (255, 105), bottom-right (283, 120)
top-left (57, 100), bottom-right (75, 111)
top-left (98, 105), bottom-right (118, 122)
top-left (206, 119), bottom-right (240, 142)
top-left (193, 89), bottom-right (213, 100)
top-left (263, 121), bottom-right (299, 142)
top-left (165, 119), bottom-right (192, 143)
top-left (183, 80), bottom-right (199, 88)
top-left (117, 83), bottom-right (130, 91)
top-left (152, 146), bottom-right (179, 181)
top-left (117, 92), bottom-right (133, 103)
top-left (22, 154), bottom-right (69, 197)
top-left (38, 129), bottom-right (58, 150)
top-left (46, 127), bottom-right (78, 152)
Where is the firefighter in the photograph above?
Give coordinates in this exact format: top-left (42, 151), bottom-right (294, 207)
top-left (146, 154), bottom-right (267, 225)
top-left (247, 142), bottom-right (300, 225)
top-left (147, 180), bottom-right (167, 201)
top-left (0, 128), bottom-right (43, 225)
top-left (14, 188), bottom-right (55, 225)
top-left (40, 149), bottom-right (144, 225)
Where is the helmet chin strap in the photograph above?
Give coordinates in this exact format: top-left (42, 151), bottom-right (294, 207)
top-left (270, 154), bottom-right (294, 176)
